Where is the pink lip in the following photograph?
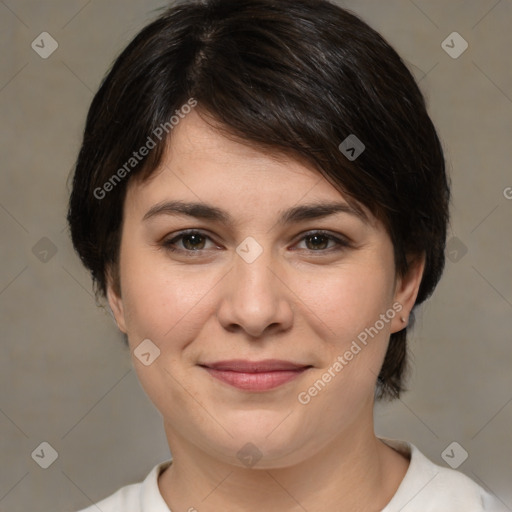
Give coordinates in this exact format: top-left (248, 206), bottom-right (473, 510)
top-left (199, 359), bottom-right (312, 391)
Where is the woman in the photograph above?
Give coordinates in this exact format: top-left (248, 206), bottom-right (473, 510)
top-left (67, 0), bottom-right (506, 510)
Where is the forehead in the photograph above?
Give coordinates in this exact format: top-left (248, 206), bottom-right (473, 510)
top-left (154, 110), bottom-right (324, 184)
top-left (124, 109), bottom-right (373, 226)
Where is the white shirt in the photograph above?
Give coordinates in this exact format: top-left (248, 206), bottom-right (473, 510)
top-left (75, 438), bottom-right (508, 511)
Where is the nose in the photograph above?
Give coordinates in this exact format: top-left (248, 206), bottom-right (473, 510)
top-left (216, 243), bottom-right (294, 338)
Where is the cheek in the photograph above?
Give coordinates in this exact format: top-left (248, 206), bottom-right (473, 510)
top-left (117, 251), bottom-right (219, 408)
top-left (120, 260), bottom-right (218, 342)
top-left (302, 262), bottom-right (395, 338)
top-left (296, 263), bottom-right (395, 395)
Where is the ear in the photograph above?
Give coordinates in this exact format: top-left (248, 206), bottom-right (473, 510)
top-left (390, 253), bottom-right (426, 334)
top-left (105, 265), bottom-right (128, 334)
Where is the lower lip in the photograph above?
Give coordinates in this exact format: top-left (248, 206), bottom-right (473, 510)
top-left (202, 367), bottom-right (310, 391)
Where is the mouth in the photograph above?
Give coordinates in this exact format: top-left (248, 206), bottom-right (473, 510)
top-left (198, 359), bottom-right (313, 391)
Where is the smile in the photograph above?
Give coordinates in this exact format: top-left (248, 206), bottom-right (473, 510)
top-left (201, 367), bottom-right (311, 391)
top-left (199, 359), bottom-right (313, 391)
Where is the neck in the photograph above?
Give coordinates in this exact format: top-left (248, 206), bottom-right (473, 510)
top-left (158, 409), bottom-right (409, 512)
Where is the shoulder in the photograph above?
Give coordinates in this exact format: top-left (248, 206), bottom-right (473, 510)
top-left (380, 438), bottom-right (508, 512)
top-left (74, 481), bottom-right (142, 512)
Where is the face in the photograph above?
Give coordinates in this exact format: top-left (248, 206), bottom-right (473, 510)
top-left (107, 109), bottom-right (423, 468)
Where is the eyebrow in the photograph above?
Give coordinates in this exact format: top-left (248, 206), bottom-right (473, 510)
top-left (142, 199), bottom-right (368, 226)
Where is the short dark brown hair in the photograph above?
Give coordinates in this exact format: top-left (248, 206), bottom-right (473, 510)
top-left (67, 0), bottom-right (450, 401)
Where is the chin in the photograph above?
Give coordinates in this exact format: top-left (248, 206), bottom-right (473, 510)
top-left (198, 417), bottom-right (316, 469)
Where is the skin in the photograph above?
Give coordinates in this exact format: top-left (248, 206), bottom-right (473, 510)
top-left (107, 109), bottom-right (425, 512)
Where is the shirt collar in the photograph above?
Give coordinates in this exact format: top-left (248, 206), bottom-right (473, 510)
top-left (140, 459), bottom-right (173, 511)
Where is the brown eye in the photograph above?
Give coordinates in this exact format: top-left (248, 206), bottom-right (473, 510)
top-left (296, 230), bottom-right (351, 252)
top-left (180, 233), bottom-right (206, 250)
top-left (162, 230), bottom-right (215, 254)
top-left (304, 234), bottom-right (330, 250)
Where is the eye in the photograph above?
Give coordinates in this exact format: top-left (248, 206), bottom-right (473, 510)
top-left (294, 230), bottom-right (351, 252)
top-left (161, 230), bottom-right (217, 255)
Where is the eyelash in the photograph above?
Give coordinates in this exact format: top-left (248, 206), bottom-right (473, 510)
top-left (160, 229), bottom-right (351, 256)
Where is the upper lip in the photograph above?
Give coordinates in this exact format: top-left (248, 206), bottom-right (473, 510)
top-left (199, 359), bottom-right (312, 372)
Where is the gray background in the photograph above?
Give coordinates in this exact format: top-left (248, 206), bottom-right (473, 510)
top-left (1, 1), bottom-right (511, 511)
